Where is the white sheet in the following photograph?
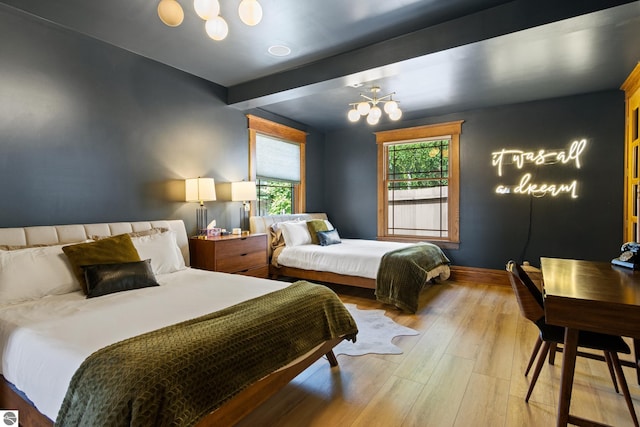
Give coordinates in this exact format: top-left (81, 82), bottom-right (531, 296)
top-left (0, 268), bottom-right (288, 421)
top-left (276, 239), bottom-right (419, 279)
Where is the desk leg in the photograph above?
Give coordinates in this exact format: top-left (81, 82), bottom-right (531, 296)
top-left (634, 338), bottom-right (640, 385)
top-left (557, 327), bottom-right (579, 427)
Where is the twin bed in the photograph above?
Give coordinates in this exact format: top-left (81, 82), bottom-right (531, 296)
top-left (250, 213), bottom-right (450, 311)
top-left (0, 220), bottom-right (356, 426)
top-left (0, 215), bottom-right (450, 425)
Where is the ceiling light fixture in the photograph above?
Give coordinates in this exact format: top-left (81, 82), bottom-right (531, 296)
top-left (268, 45), bottom-right (291, 57)
top-left (238, 0), bottom-right (263, 26)
top-left (157, 0), bottom-right (185, 27)
top-left (347, 86), bottom-right (402, 125)
top-left (157, 0), bottom-right (263, 41)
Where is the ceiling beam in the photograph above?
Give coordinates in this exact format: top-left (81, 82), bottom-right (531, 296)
top-left (227, 0), bottom-right (636, 109)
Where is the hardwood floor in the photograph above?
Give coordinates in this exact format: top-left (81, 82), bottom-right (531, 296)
top-left (236, 278), bottom-right (640, 427)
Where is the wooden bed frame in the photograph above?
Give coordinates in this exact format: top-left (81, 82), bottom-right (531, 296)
top-left (0, 220), bottom-right (345, 426)
top-left (270, 265), bottom-right (376, 289)
top-left (0, 340), bottom-right (342, 427)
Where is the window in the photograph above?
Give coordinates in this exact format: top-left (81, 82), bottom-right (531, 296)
top-left (256, 179), bottom-right (295, 216)
top-left (375, 121), bottom-right (462, 246)
top-left (247, 115), bottom-right (306, 215)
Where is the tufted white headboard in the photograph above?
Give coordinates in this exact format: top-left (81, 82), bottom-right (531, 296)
top-left (0, 220), bottom-right (190, 266)
top-left (249, 213), bottom-right (328, 235)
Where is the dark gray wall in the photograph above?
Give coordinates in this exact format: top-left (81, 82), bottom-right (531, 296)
top-left (324, 90), bottom-right (625, 269)
top-left (0, 6), bottom-right (323, 234)
top-left (0, 5), bottom-right (625, 270)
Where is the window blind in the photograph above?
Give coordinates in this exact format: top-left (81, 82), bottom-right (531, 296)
top-left (256, 133), bottom-right (301, 183)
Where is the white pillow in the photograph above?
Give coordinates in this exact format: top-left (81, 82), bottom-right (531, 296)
top-left (0, 245), bottom-right (81, 306)
top-left (324, 220), bottom-right (335, 231)
top-left (279, 221), bottom-right (312, 247)
top-left (131, 230), bottom-right (186, 275)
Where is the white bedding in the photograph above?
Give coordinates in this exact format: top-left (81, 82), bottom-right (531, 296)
top-left (0, 268), bottom-right (288, 421)
top-left (276, 239), bottom-right (420, 279)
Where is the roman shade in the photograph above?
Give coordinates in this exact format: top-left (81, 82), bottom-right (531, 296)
top-left (256, 133), bottom-right (300, 183)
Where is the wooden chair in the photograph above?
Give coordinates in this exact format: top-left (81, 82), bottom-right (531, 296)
top-left (506, 261), bottom-right (638, 426)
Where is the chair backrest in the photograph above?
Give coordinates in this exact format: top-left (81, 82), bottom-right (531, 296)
top-left (506, 261), bottom-right (545, 323)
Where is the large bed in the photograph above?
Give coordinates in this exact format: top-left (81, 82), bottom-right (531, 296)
top-left (250, 213), bottom-right (451, 312)
top-left (0, 220), bottom-right (357, 426)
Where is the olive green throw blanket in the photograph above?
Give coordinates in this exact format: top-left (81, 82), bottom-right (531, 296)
top-left (375, 243), bottom-right (450, 313)
top-left (56, 281), bottom-right (357, 427)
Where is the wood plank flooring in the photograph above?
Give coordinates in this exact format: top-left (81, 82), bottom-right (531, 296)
top-left (236, 278), bottom-right (640, 427)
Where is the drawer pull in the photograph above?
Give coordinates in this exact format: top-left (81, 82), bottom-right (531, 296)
top-left (241, 253), bottom-right (248, 256)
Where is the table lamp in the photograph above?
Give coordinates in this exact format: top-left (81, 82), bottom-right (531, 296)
top-left (185, 177), bottom-right (216, 235)
top-left (231, 181), bottom-right (257, 232)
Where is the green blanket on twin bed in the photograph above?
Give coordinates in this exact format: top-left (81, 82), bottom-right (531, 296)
top-left (56, 281), bottom-right (357, 427)
top-left (375, 243), bottom-right (450, 313)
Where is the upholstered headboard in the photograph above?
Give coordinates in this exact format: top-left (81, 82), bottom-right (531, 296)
top-left (0, 220), bottom-right (190, 266)
top-left (249, 213), bottom-right (328, 235)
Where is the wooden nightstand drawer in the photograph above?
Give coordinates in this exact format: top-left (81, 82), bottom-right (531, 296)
top-left (236, 265), bottom-right (269, 278)
top-left (216, 251), bottom-right (267, 273)
top-left (215, 237), bottom-right (265, 259)
top-left (189, 234), bottom-right (268, 278)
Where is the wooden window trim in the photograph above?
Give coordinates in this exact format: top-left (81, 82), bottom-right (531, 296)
top-left (247, 115), bottom-right (307, 214)
top-left (375, 121), bottom-right (463, 246)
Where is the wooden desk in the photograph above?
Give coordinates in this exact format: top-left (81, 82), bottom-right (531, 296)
top-left (541, 257), bottom-right (640, 427)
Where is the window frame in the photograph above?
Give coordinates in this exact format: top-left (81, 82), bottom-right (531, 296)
top-left (247, 114), bottom-right (307, 215)
top-left (375, 121), bottom-right (463, 248)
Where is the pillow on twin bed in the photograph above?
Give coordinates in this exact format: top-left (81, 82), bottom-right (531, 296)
top-left (317, 229), bottom-right (342, 246)
top-left (0, 244), bottom-right (81, 306)
top-left (279, 221), bottom-right (312, 247)
top-left (83, 259), bottom-right (160, 298)
top-left (62, 234), bottom-right (141, 294)
top-left (306, 219), bottom-right (329, 245)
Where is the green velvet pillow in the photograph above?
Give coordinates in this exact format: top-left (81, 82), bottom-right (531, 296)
top-left (306, 219), bottom-right (329, 245)
top-left (62, 234), bottom-right (141, 294)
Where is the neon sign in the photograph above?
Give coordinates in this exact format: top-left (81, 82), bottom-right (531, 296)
top-left (492, 139), bottom-right (586, 198)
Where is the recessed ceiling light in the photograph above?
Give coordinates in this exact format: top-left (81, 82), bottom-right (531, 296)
top-left (349, 82), bottom-right (363, 88)
top-left (268, 45), bottom-right (291, 57)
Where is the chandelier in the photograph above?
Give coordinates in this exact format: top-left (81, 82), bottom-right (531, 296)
top-left (157, 0), bottom-right (263, 41)
top-left (347, 86), bottom-right (402, 125)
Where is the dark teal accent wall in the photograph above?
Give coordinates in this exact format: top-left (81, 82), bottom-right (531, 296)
top-left (324, 90), bottom-right (624, 269)
top-left (0, 6), bottom-right (323, 234)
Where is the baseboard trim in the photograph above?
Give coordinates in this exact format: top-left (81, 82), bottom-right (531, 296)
top-left (449, 265), bottom-right (510, 287)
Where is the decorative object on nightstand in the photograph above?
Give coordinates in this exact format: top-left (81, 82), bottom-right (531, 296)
top-left (185, 177), bottom-right (216, 235)
top-left (189, 233), bottom-right (268, 278)
top-left (231, 181), bottom-right (257, 232)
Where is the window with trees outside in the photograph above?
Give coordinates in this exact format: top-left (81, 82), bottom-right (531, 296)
top-left (247, 115), bottom-right (306, 216)
top-left (375, 121), bottom-right (462, 247)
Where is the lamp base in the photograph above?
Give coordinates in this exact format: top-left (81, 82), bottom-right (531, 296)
top-left (196, 206), bottom-right (208, 235)
top-left (240, 202), bottom-right (250, 232)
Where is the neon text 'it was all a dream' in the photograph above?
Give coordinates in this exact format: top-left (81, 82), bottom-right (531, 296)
top-left (491, 139), bottom-right (587, 198)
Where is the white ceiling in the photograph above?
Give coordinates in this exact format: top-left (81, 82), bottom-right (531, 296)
top-left (2, 0), bottom-right (640, 130)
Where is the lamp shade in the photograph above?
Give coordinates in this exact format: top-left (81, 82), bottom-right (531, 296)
top-left (231, 181), bottom-right (257, 201)
top-left (185, 178), bottom-right (216, 203)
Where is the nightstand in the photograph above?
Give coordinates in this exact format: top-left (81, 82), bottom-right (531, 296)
top-left (189, 233), bottom-right (269, 278)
